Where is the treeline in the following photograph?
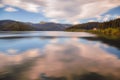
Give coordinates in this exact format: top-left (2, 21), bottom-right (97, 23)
top-left (66, 18), bottom-right (120, 31)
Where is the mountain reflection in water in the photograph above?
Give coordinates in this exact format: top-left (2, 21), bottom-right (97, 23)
top-left (0, 31), bottom-right (120, 80)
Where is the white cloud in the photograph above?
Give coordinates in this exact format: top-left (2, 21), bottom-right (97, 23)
top-left (103, 14), bottom-right (111, 21)
top-left (0, 3), bottom-right (4, 8)
top-left (43, 0), bottom-right (120, 23)
top-left (72, 21), bottom-right (80, 24)
top-left (115, 15), bottom-right (120, 18)
top-left (1, 0), bottom-right (41, 13)
top-left (96, 14), bottom-right (120, 22)
top-left (0, 0), bottom-right (120, 23)
top-left (49, 19), bottom-right (59, 23)
top-left (88, 20), bottom-right (95, 22)
top-left (4, 7), bottom-right (18, 12)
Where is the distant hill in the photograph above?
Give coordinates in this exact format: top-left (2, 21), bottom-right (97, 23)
top-left (0, 20), bottom-right (34, 31)
top-left (66, 18), bottom-right (120, 31)
top-left (30, 22), bottom-right (71, 31)
top-left (0, 20), bottom-right (71, 31)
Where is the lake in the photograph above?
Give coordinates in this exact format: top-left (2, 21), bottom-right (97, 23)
top-left (0, 31), bottom-right (120, 80)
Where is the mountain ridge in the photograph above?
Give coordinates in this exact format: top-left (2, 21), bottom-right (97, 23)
top-left (0, 20), bottom-right (72, 31)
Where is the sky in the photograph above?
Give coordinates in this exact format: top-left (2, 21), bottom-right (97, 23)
top-left (0, 0), bottom-right (120, 24)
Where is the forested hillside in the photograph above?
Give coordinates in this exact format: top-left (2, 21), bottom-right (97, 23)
top-left (66, 18), bottom-right (120, 30)
top-left (0, 20), bottom-right (34, 31)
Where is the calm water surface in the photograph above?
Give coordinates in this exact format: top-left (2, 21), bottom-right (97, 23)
top-left (0, 31), bottom-right (120, 80)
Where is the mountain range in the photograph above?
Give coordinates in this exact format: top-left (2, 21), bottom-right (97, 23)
top-left (0, 20), bottom-right (71, 31)
top-left (0, 18), bottom-right (120, 31)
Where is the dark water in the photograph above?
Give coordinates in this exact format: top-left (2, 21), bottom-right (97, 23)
top-left (0, 31), bottom-right (120, 80)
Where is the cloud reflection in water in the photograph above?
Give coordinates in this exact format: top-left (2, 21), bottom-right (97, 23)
top-left (0, 38), bottom-right (120, 80)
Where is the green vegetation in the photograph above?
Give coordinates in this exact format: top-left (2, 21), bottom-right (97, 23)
top-left (66, 18), bottom-right (120, 39)
top-left (0, 21), bottom-right (34, 31)
top-left (88, 28), bottom-right (120, 39)
top-left (66, 28), bottom-right (120, 39)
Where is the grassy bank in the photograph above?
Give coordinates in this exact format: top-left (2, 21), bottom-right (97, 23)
top-left (66, 28), bottom-right (120, 40)
top-left (88, 28), bottom-right (120, 40)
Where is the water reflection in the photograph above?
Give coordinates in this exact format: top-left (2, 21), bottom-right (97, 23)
top-left (0, 32), bottom-right (120, 80)
top-left (82, 37), bottom-right (120, 49)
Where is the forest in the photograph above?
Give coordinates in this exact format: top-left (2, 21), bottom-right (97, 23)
top-left (66, 18), bottom-right (120, 39)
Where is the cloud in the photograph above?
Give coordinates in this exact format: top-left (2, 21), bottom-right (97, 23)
top-left (1, 0), bottom-right (42, 13)
top-left (43, 0), bottom-right (120, 23)
top-left (49, 19), bottom-right (59, 23)
top-left (88, 20), bottom-right (95, 22)
top-left (4, 7), bottom-right (18, 12)
top-left (0, 3), bottom-right (4, 8)
top-left (115, 15), bottom-right (120, 18)
top-left (96, 14), bottom-right (120, 22)
top-left (103, 14), bottom-right (111, 21)
top-left (0, 0), bottom-right (120, 23)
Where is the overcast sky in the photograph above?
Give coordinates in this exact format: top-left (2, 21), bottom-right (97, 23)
top-left (0, 0), bottom-right (120, 24)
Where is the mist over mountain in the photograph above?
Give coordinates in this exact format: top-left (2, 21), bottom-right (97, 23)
top-left (0, 20), bottom-right (72, 31)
